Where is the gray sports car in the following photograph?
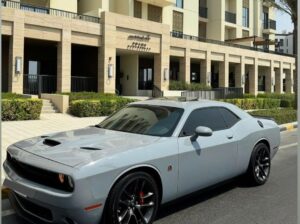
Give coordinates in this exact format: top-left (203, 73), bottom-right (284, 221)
top-left (3, 99), bottom-right (280, 224)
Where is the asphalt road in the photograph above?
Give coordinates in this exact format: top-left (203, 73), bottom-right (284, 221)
top-left (2, 130), bottom-right (298, 224)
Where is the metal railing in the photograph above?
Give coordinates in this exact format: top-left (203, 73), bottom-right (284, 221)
top-left (1, 0), bottom-right (100, 23)
top-left (23, 74), bottom-right (57, 95)
top-left (170, 31), bottom-right (295, 58)
top-left (263, 19), bottom-right (276, 30)
top-left (181, 87), bottom-right (243, 100)
top-left (225, 11), bottom-right (236, 24)
top-left (71, 76), bottom-right (97, 92)
top-left (199, 7), bottom-right (208, 18)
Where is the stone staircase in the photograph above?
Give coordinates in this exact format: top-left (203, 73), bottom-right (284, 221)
top-left (41, 99), bottom-right (58, 113)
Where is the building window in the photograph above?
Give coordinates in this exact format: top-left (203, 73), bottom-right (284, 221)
top-left (286, 38), bottom-right (288, 46)
top-left (242, 30), bottom-right (249, 37)
top-left (134, 0), bottom-right (142, 18)
top-left (148, 4), bottom-right (162, 23)
top-left (242, 7), bottom-right (249, 27)
top-left (176, 0), bottom-right (184, 8)
top-left (279, 39), bottom-right (284, 46)
top-left (173, 11), bottom-right (183, 33)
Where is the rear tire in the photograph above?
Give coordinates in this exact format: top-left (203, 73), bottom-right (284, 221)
top-left (246, 143), bottom-right (271, 186)
top-left (106, 172), bottom-right (159, 224)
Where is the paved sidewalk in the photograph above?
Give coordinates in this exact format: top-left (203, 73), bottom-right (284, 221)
top-left (2, 113), bottom-right (105, 164)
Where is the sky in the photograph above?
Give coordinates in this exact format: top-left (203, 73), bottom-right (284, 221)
top-left (275, 6), bottom-right (294, 33)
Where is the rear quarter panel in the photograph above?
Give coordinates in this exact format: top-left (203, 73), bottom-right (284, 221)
top-left (232, 117), bottom-right (280, 174)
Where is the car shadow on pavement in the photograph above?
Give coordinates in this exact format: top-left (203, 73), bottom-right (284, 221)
top-left (155, 176), bottom-right (253, 221)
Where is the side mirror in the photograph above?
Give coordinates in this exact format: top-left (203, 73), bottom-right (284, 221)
top-left (190, 126), bottom-right (213, 141)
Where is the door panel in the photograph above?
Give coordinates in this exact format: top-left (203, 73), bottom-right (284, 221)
top-left (178, 129), bottom-right (238, 196)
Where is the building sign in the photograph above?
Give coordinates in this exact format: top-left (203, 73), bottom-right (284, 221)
top-left (127, 34), bottom-right (151, 52)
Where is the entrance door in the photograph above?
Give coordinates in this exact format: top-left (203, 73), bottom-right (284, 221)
top-left (139, 57), bottom-right (154, 90)
top-left (24, 61), bottom-right (40, 94)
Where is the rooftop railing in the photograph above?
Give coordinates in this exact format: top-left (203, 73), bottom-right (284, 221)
top-left (170, 31), bottom-right (295, 58)
top-left (1, 0), bottom-right (100, 23)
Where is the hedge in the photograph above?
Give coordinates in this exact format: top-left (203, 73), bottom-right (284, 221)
top-left (249, 109), bottom-right (297, 125)
top-left (61, 92), bottom-right (115, 102)
top-left (2, 93), bottom-right (25, 99)
top-left (169, 81), bottom-right (211, 91)
top-left (221, 98), bottom-right (281, 110)
top-left (2, 99), bottom-right (43, 121)
top-left (69, 98), bottom-right (136, 117)
top-left (257, 93), bottom-right (295, 108)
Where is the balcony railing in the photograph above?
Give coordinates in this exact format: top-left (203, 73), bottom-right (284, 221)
top-left (1, 0), bottom-right (100, 23)
top-left (263, 19), bottom-right (276, 30)
top-left (71, 76), bottom-right (97, 92)
top-left (225, 11), bottom-right (236, 24)
top-left (23, 74), bottom-right (57, 95)
top-left (170, 31), bottom-right (295, 58)
top-left (199, 7), bottom-right (208, 18)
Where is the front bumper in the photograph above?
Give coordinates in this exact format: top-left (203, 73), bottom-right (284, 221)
top-left (3, 161), bottom-right (105, 224)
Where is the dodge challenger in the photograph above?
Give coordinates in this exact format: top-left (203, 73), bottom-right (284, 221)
top-left (3, 99), bottom-right (280, 224)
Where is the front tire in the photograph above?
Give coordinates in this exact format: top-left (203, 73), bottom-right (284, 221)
top-left (106, 172), bottom-right (159, 224)
top-left (247, 143), bottom-right (271, 186)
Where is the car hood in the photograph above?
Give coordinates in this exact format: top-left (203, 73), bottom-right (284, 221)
top-left (13, 127), bottom-right (160, 167)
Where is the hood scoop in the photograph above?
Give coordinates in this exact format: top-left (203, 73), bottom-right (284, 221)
top-left (80, 146), bottom-right (102, 151)
top-left (43, 138), bottom-right (61, 147)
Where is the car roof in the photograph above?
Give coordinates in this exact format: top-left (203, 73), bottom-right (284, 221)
top-left (130, 99), bottom-right (230, 109)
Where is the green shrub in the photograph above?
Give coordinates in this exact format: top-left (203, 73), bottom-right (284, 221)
top-left (169, 81), bottom-right (211, 91)
top-left (2, 99), bottom-right (43, 121)
top-left (61, 92), bottom-right (116, 102)
top-left (249, 109), bottom-right (297, 125)
top-left (222, 98), bottom-right (280, 110)
top-left (2, 93), bottom-right (24, 99)
top-left (69, 98), bottom-right (136, 117)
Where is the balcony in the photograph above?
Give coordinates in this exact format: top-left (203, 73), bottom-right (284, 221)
top-left (225, 11), bottom-right (236, 24)
top-left (136, 0), bottom-right (175, 7)
top-left (199, 7), bottom-right (208, 18)
top-left (263, 0), bottom-right (275, 7)
top-left (1, 0), bottom-right (100, 23)
top-left (263, 19), bottom-right (276, 33)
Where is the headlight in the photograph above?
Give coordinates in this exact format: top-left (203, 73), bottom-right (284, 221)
top-left (58, 173), bottom-right (74, 191)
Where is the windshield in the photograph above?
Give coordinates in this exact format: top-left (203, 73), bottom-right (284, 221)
top-left (97, 105), bottom-right (184, 137)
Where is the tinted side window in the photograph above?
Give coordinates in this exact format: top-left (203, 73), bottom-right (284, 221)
top-left (218, 108), bottom-right (240, 128)
top-left (181, 108), bottom-right (227, 136)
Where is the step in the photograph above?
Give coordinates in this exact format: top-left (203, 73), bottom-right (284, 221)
top-left (41, 109), bottom-right (58, 113)
top-left (42, 105), bottom-right (56, 110)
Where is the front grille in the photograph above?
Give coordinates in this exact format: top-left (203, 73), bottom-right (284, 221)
top-left (7, 152), bottom-right (74, 192)
top-left (15, 193), bottom-right (53, 221)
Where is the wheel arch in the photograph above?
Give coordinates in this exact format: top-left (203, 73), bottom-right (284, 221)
top-left (109, 165), bottom-right (163, 203)
top-left (255, 138), bottom-right (271, 152)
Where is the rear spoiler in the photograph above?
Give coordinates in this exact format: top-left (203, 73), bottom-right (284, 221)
top-left (252, 115), bottom-right (275, 122)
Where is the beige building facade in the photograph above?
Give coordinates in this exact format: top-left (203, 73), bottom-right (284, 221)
top-left (1, 0), bottom-right (296, 97)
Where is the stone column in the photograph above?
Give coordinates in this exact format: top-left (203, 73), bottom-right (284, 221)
top-left (249, 58), bottom-right (258, 95)
top-left (179, 48), bottom-right (191, 83)
top-left (219, 54), bottom-right (229, 88)
top-left (200, 51), bottom-right (211, 87)
top-left (265, 61), bottom-right (275, 93)
top-left (98, 12), bottom-right (116, 94)
top-left (154, 29), bottom-right (170, 91)
top-left (9, 16), bottom-right (25, 93)
top-left (285, 64), bottom-right (293, 93)
top-left (57, 29), bottom-right (71, 93)
top-left (275, 62), bottom-right (283, 94)
top-left (234, 56), bottom-right (245, 93)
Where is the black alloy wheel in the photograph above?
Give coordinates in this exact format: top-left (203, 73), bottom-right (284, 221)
top-left (107, 172), bottom-right (159, 224)
top-left (247, 142), bottom-right (271, 185)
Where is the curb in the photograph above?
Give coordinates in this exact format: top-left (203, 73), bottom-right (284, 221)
top-left (279, 122), bottom-right (298, 132)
